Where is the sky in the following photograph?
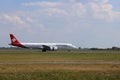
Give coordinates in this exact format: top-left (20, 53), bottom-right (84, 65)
top-left (0, 0), bottom-right (120, 48)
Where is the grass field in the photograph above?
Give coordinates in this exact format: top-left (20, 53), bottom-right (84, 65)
top-left (0, 49), bottom-right (120, 62)
top-left (0, 49), bottom-right (120, 80)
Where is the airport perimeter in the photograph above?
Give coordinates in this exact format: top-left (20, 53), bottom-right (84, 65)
top-left (0, 49), bottom-right (120, 80)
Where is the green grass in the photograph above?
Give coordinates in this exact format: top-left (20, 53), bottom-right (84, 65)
top-left (0, 49), bottom-right (120, 80)
top-left (0, 71), bottom-right (120, 80)
top-left (0, 49), bottom-right (120, 62)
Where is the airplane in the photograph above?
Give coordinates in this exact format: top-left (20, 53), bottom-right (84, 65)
top-left (9, 34), bottom-right (77, 52)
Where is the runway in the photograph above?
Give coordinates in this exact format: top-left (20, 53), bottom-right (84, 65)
top-left (0, 61), bottom-right (120, 65)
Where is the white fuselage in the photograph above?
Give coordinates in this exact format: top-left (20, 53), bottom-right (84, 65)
top-left (21, 43), bottom-right (77, 50)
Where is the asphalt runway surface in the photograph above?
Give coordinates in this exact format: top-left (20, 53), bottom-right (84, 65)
top-left (0, 61), bottom-right (120, 65)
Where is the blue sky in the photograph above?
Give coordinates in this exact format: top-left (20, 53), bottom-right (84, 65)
top-left (0, 0), bottom-right (120, 48)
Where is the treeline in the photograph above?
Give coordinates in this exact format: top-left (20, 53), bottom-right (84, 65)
top-left (79, 46), bottom-right (120, 50)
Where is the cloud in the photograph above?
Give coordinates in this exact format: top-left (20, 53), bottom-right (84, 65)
top-left (44, 8), bottom-right (68, 16)
top-left (23, 1), bottom-right (86, 17)
top-left (2, 14), bottom-right (24, 24)
top-left (1, 0), bottom-right (119, 35)
top-left (89, 0), bottom-right (109, 3)
top-left (25, 17), bottom-right (35, 23)
top-left (23, 1), bottom-right (60, 8)
top-left (1, 0), bottom-right (120, 33)
top-left (87, 0), bottom-right (120, 21)
top-left (22, 0), bottom-right (120, 21)
top-left (71, 3), bottom-right (86, 17)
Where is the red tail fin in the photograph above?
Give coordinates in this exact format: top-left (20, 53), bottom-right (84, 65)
top-left (9, 34), bottom-right (27, 48)
top-left (10, 34), bottom-right (21, 45)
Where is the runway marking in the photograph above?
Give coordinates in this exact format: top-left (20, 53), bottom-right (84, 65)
top-left (0, 62), bottom-right (120, 65)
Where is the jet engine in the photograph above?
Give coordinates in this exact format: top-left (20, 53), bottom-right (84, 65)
top-left (50, 46), bottom-right (58, 51)
top-left (42, 45), bottom-right (58, 52)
